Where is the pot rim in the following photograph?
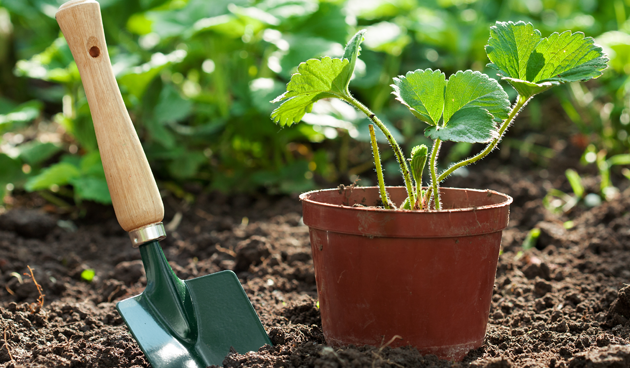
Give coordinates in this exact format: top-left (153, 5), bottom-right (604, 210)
top-left (299, 186), bottom-right (513, 213)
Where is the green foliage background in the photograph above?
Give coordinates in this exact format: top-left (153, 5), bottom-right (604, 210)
top-left (0, 0), bottom-right (629, 204)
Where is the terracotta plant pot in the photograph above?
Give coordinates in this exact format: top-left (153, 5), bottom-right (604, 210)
top-left (300, 186), bottom-right (513, 361)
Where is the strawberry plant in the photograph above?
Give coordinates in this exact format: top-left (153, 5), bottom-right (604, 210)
top-left (271, 21), bottom-right (609, 210)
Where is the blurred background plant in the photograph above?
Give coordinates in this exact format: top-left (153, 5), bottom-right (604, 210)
top-left (0, 0), bottom-right (629, 210)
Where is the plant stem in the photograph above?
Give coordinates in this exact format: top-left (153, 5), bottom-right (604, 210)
top-left (343, 96), bottom-right (416, 206)
top-left (415, 183), bottom-right (423, 210)
top-left (429, 139), bottom-right (442, 210)
top-left (421, 95), bottom-right (531, 205)
top-left (438, 95), bottom-right (530, 183)
top-left (369, 124), bottom-right (391, 209)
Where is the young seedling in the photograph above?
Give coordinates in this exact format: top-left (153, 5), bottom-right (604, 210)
top-left (409, 145), bottom-right (428, 209)
top-left (271, 22), bottom-right (608, 210)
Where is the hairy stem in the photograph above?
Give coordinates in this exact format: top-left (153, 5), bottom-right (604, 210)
top-left (429, 139), bottom-right (442, 210)
top-left (415, 182), bottom-right (423, 210)
top-left (369, 124), bottom-right (391, 209)
top-left (343, 96), bottom-right (416, 206)
top-left (423, 95), bottom-right (531, 204)
top-left (438, 95), bottom-right (530, 182)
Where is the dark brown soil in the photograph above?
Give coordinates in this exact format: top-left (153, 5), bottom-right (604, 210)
top-left (1, 167), bottom-right (629, 368)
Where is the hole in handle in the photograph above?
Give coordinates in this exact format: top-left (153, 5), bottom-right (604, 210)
top-left (89, 46), bottom-right (100, 58)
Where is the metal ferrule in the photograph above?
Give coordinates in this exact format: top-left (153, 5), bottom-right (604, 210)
top-left (129, 222), bottom-right (167, 247)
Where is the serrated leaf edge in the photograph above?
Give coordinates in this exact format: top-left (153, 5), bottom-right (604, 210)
top-left (486, 21), bottom-right (542, 81)
top-left (533, 31), bottom-right (609, 83)
top-left (391, 68), bottom-right (445, 126)
top-left (424, 108), bottom-right (499, 143)
top-left (443, 69), bottom-right (510, 125)
top-left (485, 20), bottom-right (609, 96)
top-left (270, 57), bottom-right (351, 126)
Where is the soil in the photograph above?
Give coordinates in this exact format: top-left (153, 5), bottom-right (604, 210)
top-left (0, 165), bottom-right (629, 368)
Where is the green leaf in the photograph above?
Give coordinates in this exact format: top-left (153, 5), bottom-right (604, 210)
top-left (444, 70), bottom-right (510, 124)
top-left (486, 21), bottom-right (541, 82)
top-left (349, 0), bottom-right (419, 21)
top-left (127, 13), bottom-right (153, 35)
top-left (340, 29), bottom-right (366, 92)
top-left (400, 196), bottom-right (411, 210)
top-left (258, 0), bottom-right (318, 21)
top-left (228, 5), bottom-right (280, 26)
top-left (290, 2), bottom-right (349, 44)
top-left (70, 177), bottom-right (112, 204)
top-left (154, 84), bottom-right (192, 124)
top-left (79, 152), bottom-right (106, 177)
top-left (24, 163), bottom-right (81, 191)
top-left (486, 21), bottom-right (608, 98)
top-left (392, 69), bottom-right (445, 126)
top-left (0, 101), bottom-right (42, 130)
top-left (394, 70), bottom-right (509, 143)
top-left (410, 145), bottom-right (428, 185)
top-left (271, 30), bottom-right (367, 126)
top-left (362, 21), bottom-right (411, 56)
top-left (60, 154), bottom-right (82, 168)
top-left (146, 118), bottom-right (176, 149)
top-left (424, 108), bottom-right (497, 143)
top-left (57, 152), bottom-right (111, 204)
top-left (532, 31), bottom-right (609, 84)
top-left (271, 57), bottom-right (349, 126)
top-left (596, 31), bottom-right (630, 74)
top-left (144, 0), bottom-right (249, 38)
top-left (14, 37), bottom-right (79, 84)
top-left (189, 13), bottom-right (268, 39)
top-left (145, 84), bottom-right (192, 149)
top-left (17, 142), bottom-right (61, 166)
top-left (0, 154), bottom-right (25, 185)
top-left (118, 50), bottom-right (187, 100)
top-left (55, 109), bottom-right (99, 152)
top-left (0, 99), bottom-right (16, 114)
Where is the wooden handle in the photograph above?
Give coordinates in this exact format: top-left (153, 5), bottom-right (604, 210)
top-left (56, 0), bottom-right (164, 232)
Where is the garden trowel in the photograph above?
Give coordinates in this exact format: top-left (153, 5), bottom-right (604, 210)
top-left (55, 1), bottom-right (271, 367)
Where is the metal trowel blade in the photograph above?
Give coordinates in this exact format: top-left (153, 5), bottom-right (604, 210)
top-left (117, 270), bottom-right (271, 368)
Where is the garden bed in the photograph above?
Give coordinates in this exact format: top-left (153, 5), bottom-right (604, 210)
top-left (0, 166), bottom-right (629, 368)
